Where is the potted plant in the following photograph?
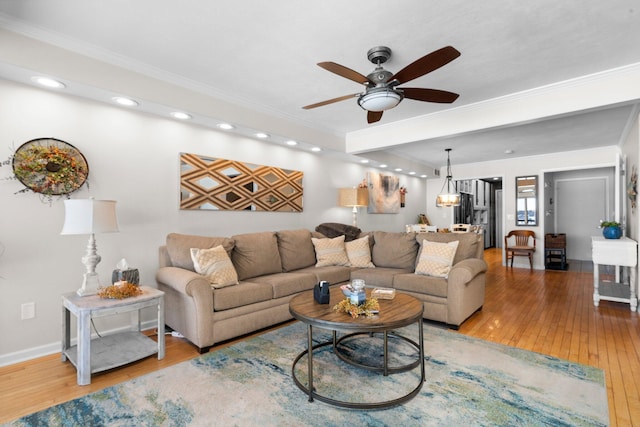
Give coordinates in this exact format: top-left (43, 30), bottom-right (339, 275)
top-left (600, 221), bottom-right (622, 239)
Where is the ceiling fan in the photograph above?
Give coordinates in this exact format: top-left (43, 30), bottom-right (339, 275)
top-left (303, 45), bottom-right (461, 124)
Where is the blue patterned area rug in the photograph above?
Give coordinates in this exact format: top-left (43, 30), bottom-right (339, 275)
top-left (5, 322), bottom-right (607, 427)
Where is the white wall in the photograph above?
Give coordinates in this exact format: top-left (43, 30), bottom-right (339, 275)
top-left (426, 147), bottom-right (620, 268)
top-left (0, 80), bottom-right (426, 364)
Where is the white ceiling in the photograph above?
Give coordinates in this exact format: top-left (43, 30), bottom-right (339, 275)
top-left (1, 0), bottom-right (640, 175)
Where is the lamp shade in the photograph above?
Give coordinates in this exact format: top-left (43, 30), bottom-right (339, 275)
top-left (338, 188), bottom-right (369, 207)
top-left (61, 199), bottom-right (119, 235)
top-left (436, 193), bottom-right (461, 207)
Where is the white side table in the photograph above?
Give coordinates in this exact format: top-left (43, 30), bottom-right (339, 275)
top-left (61, 286), bottom-right (165, 385)
top-left (591, 236), bottom-right (638, 311)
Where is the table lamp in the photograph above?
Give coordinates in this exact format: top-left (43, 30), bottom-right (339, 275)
top-left (61, 199), bottom-right (119, 296)
top-left (338, 187), bottom-right (368, 227)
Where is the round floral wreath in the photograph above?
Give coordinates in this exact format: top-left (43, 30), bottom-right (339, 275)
top-left (12, 138), bottom-right (89, 196)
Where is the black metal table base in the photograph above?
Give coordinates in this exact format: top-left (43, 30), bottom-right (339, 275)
top-left (291, 321), bottom-right (425, 410)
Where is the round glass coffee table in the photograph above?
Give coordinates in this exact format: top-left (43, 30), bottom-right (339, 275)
top-left (289, 286), bottom-right (424, 409)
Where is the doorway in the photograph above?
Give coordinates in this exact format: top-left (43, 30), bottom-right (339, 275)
top-left (555, 177), bottom-right (608, 260)
top-left (454, 177), bottom-right (503, 248)
top-left (496, 189), bottom-right (503, 248)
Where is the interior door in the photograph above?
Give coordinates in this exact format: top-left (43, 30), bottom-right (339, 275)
top-left (556, 178), bottom-right (607, 260)
top-left (496, 189), bottom-right (503, 248)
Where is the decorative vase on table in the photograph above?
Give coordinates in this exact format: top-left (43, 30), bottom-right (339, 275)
top-left (602, 225), bottom-right (622, 239)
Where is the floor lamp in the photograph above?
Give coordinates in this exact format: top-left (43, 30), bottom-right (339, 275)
top-left (61, 199), bottom-right (119, 296)
top-left (338, 187), bottom-right (369, 227)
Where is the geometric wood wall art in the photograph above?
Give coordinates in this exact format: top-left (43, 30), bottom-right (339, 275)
top-left (179, 152), bottom-right (303, 212)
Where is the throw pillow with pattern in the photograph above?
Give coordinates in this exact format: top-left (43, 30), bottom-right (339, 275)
top-left (415, 239), bottom-right (459, 278)
top-left (345, 235), bottom-right (375, 268)
top-left (191, 245), bottom-right (239, 288)
top-left (311, 235), bottom-right (350, 267)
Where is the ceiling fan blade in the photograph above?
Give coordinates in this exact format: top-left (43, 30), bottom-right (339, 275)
top-left (401, 88), bottom-right (459, 103)
top-left (390, 46), bottom-right (461, 85)
top-left (367, 111), bottom-right (383, 124)
top-left (318, 62), bottom-right (371, 85)
top-left (302, 93), bottom-right (359, 109)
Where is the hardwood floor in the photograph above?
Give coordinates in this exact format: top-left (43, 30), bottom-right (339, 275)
top-left (460, 248), bottom-right (640, 427)
top-left (1, 248), bottom-right (638, 425)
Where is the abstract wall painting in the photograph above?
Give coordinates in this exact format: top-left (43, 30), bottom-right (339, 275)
top-left (367, 171), bottom-right (400, 214)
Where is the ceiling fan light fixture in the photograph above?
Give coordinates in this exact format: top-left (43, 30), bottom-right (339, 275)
top-left (358, 88), bottom-right (402, 112)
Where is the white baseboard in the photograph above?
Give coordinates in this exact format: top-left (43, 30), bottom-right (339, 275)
top-left (0, 320), bottom-right (159, 368)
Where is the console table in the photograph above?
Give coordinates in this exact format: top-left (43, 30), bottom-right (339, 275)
top-left (591, 236), bottom-right (638, 311)
top-left (62, 286), bottom-right (165, 385)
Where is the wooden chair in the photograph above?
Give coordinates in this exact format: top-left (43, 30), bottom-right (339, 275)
top-left (505, 230), bottom-right (536, 269)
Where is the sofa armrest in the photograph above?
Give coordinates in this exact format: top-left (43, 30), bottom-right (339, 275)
top-left (448, 258), bottom-right (488, 284)
top-left (446, 258), bottom-right (488, 326)
top-left (156, 266), bottom-right (210, 297)
top-left (156, 266), bottom-right (213, 351)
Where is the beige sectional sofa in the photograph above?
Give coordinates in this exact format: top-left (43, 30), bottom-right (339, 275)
top-left (156, 229), bottom-right (487, 353)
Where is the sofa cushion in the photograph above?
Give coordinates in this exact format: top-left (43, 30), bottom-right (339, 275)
top-left (350, 267), bottom-right (411, 287)
top-left (231, 232), bottom-right (283, 281)
top-left (249, 272), bottom-right (317, 299)
top-left (345, 235), bottom-right (375, 268)
top-left (371, 231), bottom-right (418, 269)
top-left (311, 235), bottom-right (350, 267)
top-left (213, 281), bottom-right (273, 311)
top-left (393, 273), bottom-right (448, 298)
top-left (190, 245), bottom-right (239, 288)
top-left (416, 232), bottom-right (479, 265)
top-left (294, 265), bottom-right (352, 285)
top-left (166, 233), bottom-right (235, 271)
top-left (415, 240), bottom-right (459, 278)
top-left (276, 229), bottom-right (316, 272)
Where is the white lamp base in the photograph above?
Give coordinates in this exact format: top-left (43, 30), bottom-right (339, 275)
top-left (352, 206), bottom-right (358, 227)
top-left (77, 272), bottom-right (100, 296)
top-left (77, 233), bottom-right (103, 297)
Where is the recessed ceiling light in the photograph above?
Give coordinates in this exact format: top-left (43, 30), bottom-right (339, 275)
top-left (311, 147), bottom-right (322, 152)
top-left (171, 112), bottom-right (191, 120)
top-left (255, 132), bottom-right (269, 139)
top-left (32, 76), bottom-right (65, 89)
top-left (286, 140), bottom-right (298, 146)
top-left (379, 164), bottom-right (387, 168)
top-left (217, 123), bottom-right (235, 130)
top-left (394, 168), bottom-right (403, 172)
top-left (420, 174), bottom-right (428, 178)
top-left (493, 177), bottom-right (500, 180)
top-left (409, 171), bottom-right (416, 175)
top-left (504, 149), bottom-right (514, 154)
top-left (112, 96), bottom-right (138, 107)
top-left (360, 159), bottom-right (369, 164)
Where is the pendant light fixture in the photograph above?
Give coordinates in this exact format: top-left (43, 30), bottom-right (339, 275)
top-left (436, 148), bottom-right (461, 207)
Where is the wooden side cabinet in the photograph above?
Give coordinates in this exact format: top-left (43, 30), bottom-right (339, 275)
top-left (591, 236), bottom-right (638, 311)
top-left (61, 286), bottom-right (165, 385)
